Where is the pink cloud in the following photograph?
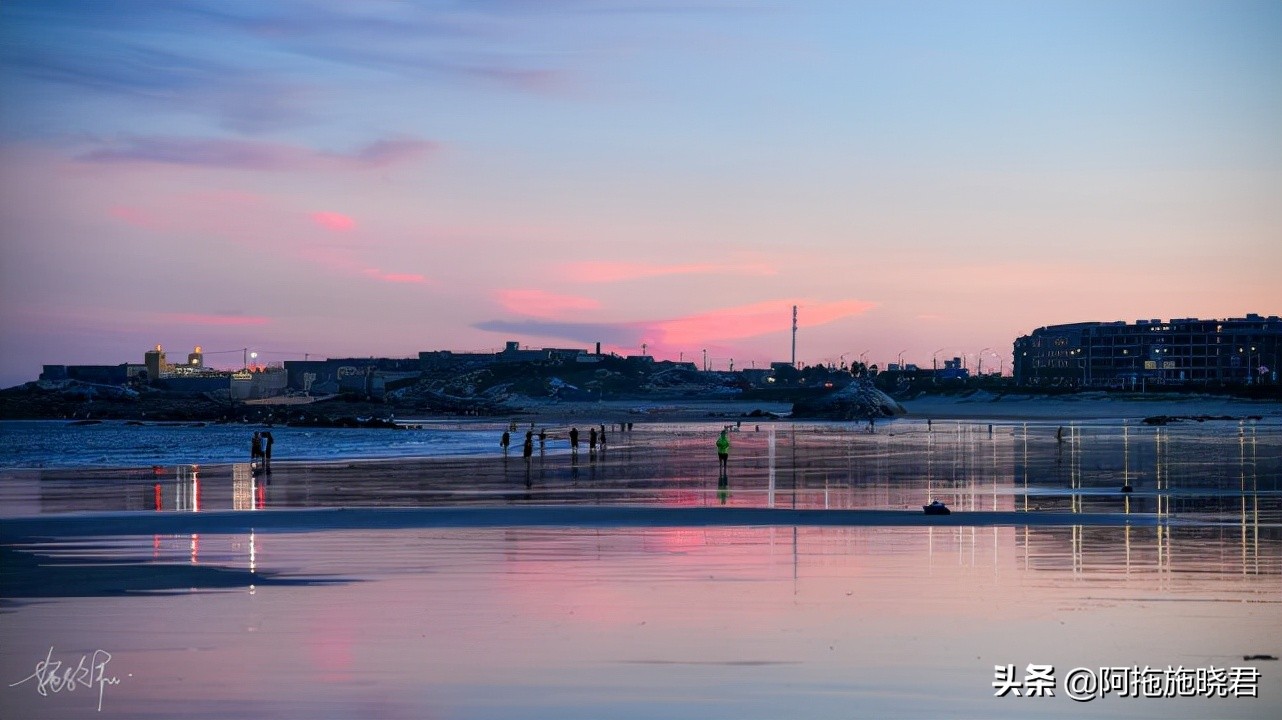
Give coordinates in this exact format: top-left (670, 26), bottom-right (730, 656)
top-left (653, 299), bottom-right (876, 346)
top-left (312, 211), bottom-right (356, 232)
top-left (497, 289), bottom-right (600, 318)
top-left (461, 65), bottom-right (564, 94)
top-left (159, 313), bottom-right (271, 326)
top-left (107, 205), bottom-right (165, 230)
top-left (363, 269), bottom-right (427, 284)
top-left (562, 261), bottom-right (777, 284)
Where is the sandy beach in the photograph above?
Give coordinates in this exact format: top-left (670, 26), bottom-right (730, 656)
top-left (898, 391), bottom-right (1282, 420)
top-left (497, 392), bottom-right (1282, 424)
top-left (3, 414), bottom-right (1280, 719)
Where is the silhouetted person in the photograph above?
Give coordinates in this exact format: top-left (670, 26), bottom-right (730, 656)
top-left (589, 427), bottom-right (598, 455)
top-left (501, 431), bottom-right (511, 455)
top-left (569, 427), bottom-right (580, 455)
top-left (599, 424), bottom-right (607, 449)
top-left (263, 431), bottom-right (274, 474)
top-left (251, 431), bottom-right (264, 473)
top-left (716, 429), bottom-right (730, 474)
top-left (538, 428), bottom-right (546, 452)
top-left (523, 431), bottom-right (534, 461)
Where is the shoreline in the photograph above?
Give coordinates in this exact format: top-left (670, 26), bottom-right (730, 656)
top-left (0, 505), bottom-right (1165, 542)
top-left (896, 392), bottom-right (1280, 420)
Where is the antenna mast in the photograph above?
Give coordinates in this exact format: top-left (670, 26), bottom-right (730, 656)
top-left (791, 305), bottom-right (798, 368)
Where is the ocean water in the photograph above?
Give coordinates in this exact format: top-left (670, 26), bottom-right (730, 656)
top-left (2, 417), bottom-right (1280, 719)
top-left (0, 419), bottom-right (507, 469)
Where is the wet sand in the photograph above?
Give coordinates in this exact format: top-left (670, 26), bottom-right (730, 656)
top-left (3, 419), bottom-right (1280, 719)
top-left (898, 392), bottom-right (1281, 420)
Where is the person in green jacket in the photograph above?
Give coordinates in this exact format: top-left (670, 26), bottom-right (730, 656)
top-left (716, 429), bottom-right (730, 474)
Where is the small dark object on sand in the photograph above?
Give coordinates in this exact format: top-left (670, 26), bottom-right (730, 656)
top-left (923, 500), bottom-right (950, 515)
top-left (1243, 654), bottom-right (1278, 661)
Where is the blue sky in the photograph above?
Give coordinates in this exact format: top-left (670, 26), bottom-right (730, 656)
top-left (1, 1), bottom-right (1279, 385)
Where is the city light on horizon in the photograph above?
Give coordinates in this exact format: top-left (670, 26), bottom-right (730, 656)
top-left (1, 1), bottom-right (1279, 388)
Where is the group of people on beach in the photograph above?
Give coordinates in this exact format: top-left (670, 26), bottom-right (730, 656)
top-left (501, 421), bottom-right (639, 462)
top-left (497, 421), bottom-right (739, 487)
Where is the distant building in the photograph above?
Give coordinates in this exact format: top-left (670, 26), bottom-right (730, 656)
top-left (283, 357), bottom-right (421, 397)
top-left (933, 357), bottom-right (970, 381)
top-left (40, 364), bottom-right (136, 385)
top-left (418, 340), bottom-right (586, 373)
top-left (1013, 314), bottom-right (1281, 388)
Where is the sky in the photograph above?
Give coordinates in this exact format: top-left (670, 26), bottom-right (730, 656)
top-left (1, 0), bottom-right (1279, 387)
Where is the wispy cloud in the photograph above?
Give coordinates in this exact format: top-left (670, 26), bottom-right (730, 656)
top-left (363, 270), bottom-right (427, 284)
top-left (497, 289), bottom-right (601, 318)
top-left (2, 37), bottom-right (312, 134)
top-left (474, 298), bottom-right (875, 352)
top-left (473, 319), bottom-right (642, 348)
top-left (561, 260), bottom-right (777, 283)
top-left (652, 299), bottom-right (875, 346)
top-left (312, 211), bottom-right (356, 232)
top-left (158, 312), bottom-right (271, 327)
top-left (107, 205), bottom-right (164, 230)
top-left (77, 136), bottom-right (436, 172)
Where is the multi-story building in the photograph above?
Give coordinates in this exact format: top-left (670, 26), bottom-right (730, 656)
top-left (1013, 314), bottom-right (1281, 388)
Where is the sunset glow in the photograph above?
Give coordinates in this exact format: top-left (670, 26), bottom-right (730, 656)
top-left (0, 1), bottom-right (1278, 383)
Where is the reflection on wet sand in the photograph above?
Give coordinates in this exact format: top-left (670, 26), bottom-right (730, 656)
top-left (3, 418), bottom-right (1279, 720)
top-left (3, 521), bottom-right (1277, 720)
top-left (6, 421), bottom-right (1279, 528)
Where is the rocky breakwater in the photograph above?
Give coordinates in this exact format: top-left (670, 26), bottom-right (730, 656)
top-left (790, 380), bottom-right (906, 420)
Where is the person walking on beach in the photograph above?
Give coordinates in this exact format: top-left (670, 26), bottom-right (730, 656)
top-left (589, 427), bottom-right (598, 455)
top-left (263, 431), bottom-right (274, 474)
top-left (501, 431), bottom-right (511, 455)
top-left (599, 424), bottom-right (607, 450)
top-left (716, 429), bottom-right (730, 475)
top-left (569, 427), bottom-right (580, 455)
top-left (251, 431), bottom-right (264, 472)
top-left (523, 431), bottom-right (534, 462)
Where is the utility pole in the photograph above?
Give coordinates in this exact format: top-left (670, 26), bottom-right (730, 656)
top-left (791, 305), bottom-right (798, 369)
